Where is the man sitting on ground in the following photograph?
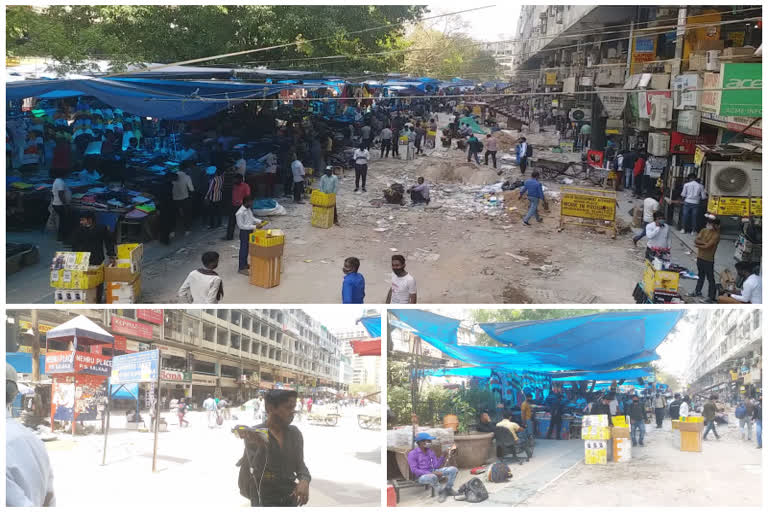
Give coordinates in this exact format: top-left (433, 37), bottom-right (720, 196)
top-left (408, 177), bottom-right (430, 205)
top-left (406, 433), bottom-right (458, 503)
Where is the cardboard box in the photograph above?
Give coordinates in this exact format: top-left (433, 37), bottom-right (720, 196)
top-left (105, 265), bottom-right (140, 284)
top-left (54, 287), bottom-right (99, 304)
top-left (613, 437), bottom-right (632, 462)
top-left (695, 39), bottom-right (725, 52)
top-left (583, 414), bottom-right (609, 427)
top-left (611, 426), bottom-right (631, 439)
top-left (50, 265), bottom-right (104, 289)
top-left (584, 440), bottom-right (607, 465)
top-left (51, 251), bottom-right (91, 271)
top-left (611, 415), bottom-right (629, 428)
top-left (115, 243), bottom-right (143, 273)
top-left (106, 277), bottom-right (141, 304)
top-left (722, 46), bottom-right (755, 58)
top-left (672, 420), bottom-right (680, 430)
top-left (249, 244), bottom-right (284, 288)
top-left (582, 426), bottom-right (611, 440)
top-left (678, 421), bottom-right (705, 432)
top-left (680, 430), bottom-right (702, 452)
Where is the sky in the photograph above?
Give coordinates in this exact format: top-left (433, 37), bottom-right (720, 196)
top-left (302, 306), bottom-right (378, 331)
top-left (426, 3), bottom-right (522, 42)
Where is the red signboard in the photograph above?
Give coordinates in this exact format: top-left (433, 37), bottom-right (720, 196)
top-left (45, 351), bottom-right (75, 374)
top-left (90, 345), bottom-right (102, 355)
top-left (669, 132), bottom-right (717, 155)
top-left (586, 150), bottom-right (605, 168)
top-left (111, 316), bottom-right (154, 340)
top-left (113, 336), bottom-right (127, 352)
top-left (137, 309), bottom-right (164, 325)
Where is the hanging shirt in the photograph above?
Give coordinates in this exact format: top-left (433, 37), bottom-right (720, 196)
top-left (232, 182), bottom-right (251, 207)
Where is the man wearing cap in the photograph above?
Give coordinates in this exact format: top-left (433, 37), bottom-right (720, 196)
top-left (406, 433), bottom-right (458, 503)
top-left (6, 363), bottom-right (57, 506)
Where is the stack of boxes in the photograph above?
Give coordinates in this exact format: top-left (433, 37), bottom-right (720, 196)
top-left (104, 243), bottom-right (143, 304)
top-left (310, 190), bottom-right (336, 229)
top-left (249, 229), bottom-right (285, 288)
top-left (50, 252), bottom-right (104, 304)
top-left (581, 414), bottom-right (610, 465)
top-left (610, 415), bottom-right (632, 462)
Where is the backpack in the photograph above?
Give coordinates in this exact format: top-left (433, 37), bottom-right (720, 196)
top-left (237, 449), bottom-right (257, 501)
top-left (487, 462), bottom-right (512, 483)
top-left (455, 477), bottom-right (489, 503)
top-left (525, 144), bottom-right (533, 157)
top-left (735, 404), bottom-right (747, 419)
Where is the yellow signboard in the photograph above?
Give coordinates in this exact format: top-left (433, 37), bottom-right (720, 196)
top-left (18, 321), bottom-right (56, 334)
top-left (545, 72), bottom-right (558, 86)
top-left (708, 196), bottom-right (762, 217)
top-left (561, 192), bottom-right (617, 221)
top-left (694, 147), bottom-right (706, 167)
top-left (19, 346), bottom-right (48, 354)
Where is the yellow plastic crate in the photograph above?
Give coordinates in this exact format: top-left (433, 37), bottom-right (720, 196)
top-left (310, 190), bottom-right (336, 207)
top-left (643, 260), bottom-right (679, 293)
top-left (311, 205), bottom-right (334, 229)
top-left (249, 229), bottom-right (285, 247)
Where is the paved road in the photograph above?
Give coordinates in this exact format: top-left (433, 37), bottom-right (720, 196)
top-left (38, 407), bottom-right (381, 507)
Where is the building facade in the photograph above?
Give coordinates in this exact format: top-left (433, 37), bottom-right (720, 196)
top-left (686, 309), bottom-right (762, 401)
top-left (7, 309), bottom-right (347, 406)
top-left (335, 325), bottom-right (380, 389)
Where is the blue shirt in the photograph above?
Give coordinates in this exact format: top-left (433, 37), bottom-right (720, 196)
top-left (342, 273), bottom-right (365, 304)
top-left (520, 178), bottom-right (544, 199)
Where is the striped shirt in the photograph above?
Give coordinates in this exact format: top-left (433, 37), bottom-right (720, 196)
top-left (206, 175), bottom-right (224, 202)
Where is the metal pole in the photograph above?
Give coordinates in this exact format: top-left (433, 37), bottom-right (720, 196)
top-left (152, 350), bottom-right (161, 472)
top-left (673, 8), bottom-right (687, 79)
top-left (102, 339), bottom-right (113, 466)
top-left (31, 310), bottom-right (40, 382)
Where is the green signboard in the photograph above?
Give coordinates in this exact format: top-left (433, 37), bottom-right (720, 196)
top-left (720, 63), bottom-right (762, 117)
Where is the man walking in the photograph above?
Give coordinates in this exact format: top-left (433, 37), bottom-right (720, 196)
top-left (407, 433), bottom-right (458, 503)
top-left (517, 137), bottom-right (529, 174)
top-left (360, 122), bottom-right (372, 151)
top-left (693, 218), bottom-right (720, 300)
top-left (680, 173), bottom-right (707, 234)
top-left (628, 395), bottom-right (647, 447)
top-left (484, 133), bottom-right (498, 168)
top-left (203, 394), bottom-right (218, 428)
top-left (466, 133), bottom-right (482, 164)
top-left (519, 171), bottom-right (548, 226)
top-left (653, 393), bottom-right (666, 428)
top-left (702, 394), bottom-right (721, 441)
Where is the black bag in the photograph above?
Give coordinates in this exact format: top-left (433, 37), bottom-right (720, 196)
top-left (455, 477), bottom-right (489, 503)
top-left (477, 141), bottom-right (484, 153)
top-left (237, 450), bottom-right (256, 501)
top-left (525, 144), bottom-right (533, 157)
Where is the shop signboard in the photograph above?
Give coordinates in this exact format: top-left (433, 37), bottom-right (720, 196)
top-left (561, 190), bottom-right (616, 222)
top-left (45, 351), bottom-right (75, 374)
top-left (694, 147), bottom-right (706, 167)
top-left (111, 350), bottom-right (159, 385)
top-left (114, 336), bottom-right (127, 352)
top-left (597, 90), bottom-right (626, 119)
top-left (111, 316), bottom-right (154, 340)
top-left (699, 72), bottom-right (721, 113)
top-left (676, 110), bottom-right (701, 136)
top-left (192, 374), bottom-right (217, 386)
top-left (545, 72), bottom-right (558, 86)
top-left (719, 63), bottom-right (761, 117)
top-left (646, 156), bottom-right (666, 178)
top-left (137, 309), bottom-right (164, 325)
top-left (671, 74), bottom-right (702, 110)
top-left (153, 343), bottom-right (186, 359)
top-left (669, 132), bottom-right (717, 155)
top-left (707, 197), bottom-right (762, 217)
top-left (160, 369), bottom-right (192, 382)
top-left (18, 321), bottom-right (56, 334)
top-left (700, 112), bottom-right (762, 137)
top-left (559, 142), bottom-right (574, 152)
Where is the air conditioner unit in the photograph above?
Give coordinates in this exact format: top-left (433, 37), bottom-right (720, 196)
top-left (706, 161), bottom-right (762, 197)
top-left (569, 108), bottom-right (591, 122)
top-left (648, 132), bottom-right (670, 157)
top-left (649, 96), bottom-right (673, 129)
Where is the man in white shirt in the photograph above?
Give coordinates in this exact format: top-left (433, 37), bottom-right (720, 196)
top-left (645, 211), bottom-right (670, 260)
top-left (680, 173), bottom-right (707, 234)
top-left (291, 156), bottom-right (306, 204)
top-left (379, 127), bottom-right (393, 158)
top-left (172, 165), bottom-right (195, 236)
top-left (236, 195), bottom-right (266, 275)
top-left (353, 145), bottom-right (370, 193)
top-left (360, 123), bottom-right (372, 150)
top-left (6, 364), bottom-right (56, 506)
top-left (178, 251), bottom-right (224, 304)
top-left (632, 194), bottom-right (660, 245)
top-left (51, 172), bottom-right (72, 242)
top-left (718, 262), bottom-right (762, 304)
top-left (386, 254), bottom-right (417, 304)
top-left (202, 394), bottom-right (219, 428)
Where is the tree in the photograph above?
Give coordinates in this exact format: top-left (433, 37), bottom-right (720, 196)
top-left (6, 5), bottom-right (427, 73)
top-left (400, 15), bottom-right (501, 81)
top-left (470, 309), bottom-right (609, 346)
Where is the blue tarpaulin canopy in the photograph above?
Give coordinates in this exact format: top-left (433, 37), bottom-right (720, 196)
top-left (551, 367), bottom-right (654, 382)
top-left (423, 367), bottom-right (493, 378)
top-left (7, 78), bottom-right (322, 120)
top-left (359, 316), bottom-right (381, 338)
top-left (6, 353), bottom-right (46, 375)
top-left (390, 310), bottom-right (682, 372)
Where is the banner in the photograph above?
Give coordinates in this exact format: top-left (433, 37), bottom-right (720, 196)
top-left (111, 316), bottom-right (154, 340)
top-left (45, 351), bottom-right (75, 374)
top-left (545, 72), bottom-right (558, 86)
top-left (669, 132), bottom-right (717, 155)
top-left (74, 352), bottom-right (113, 376)
top-left (597, 90), bottom-right (627, 119)
top-left (707, 197), bottom-right (762, 217)
top-left (111, 349), bottom-right (160, 385)
top-left (561, 191), bottom-right (616, 221)
top-left (699, 72), bottom-right (721, 113)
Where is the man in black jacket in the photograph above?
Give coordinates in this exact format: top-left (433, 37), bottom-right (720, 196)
top-left (545, 392), bottom-right (564, 440)
top-left (590, 395), bottom-right (614, 426)
top-left (668, 393), bottom-right (682, 421)
top-left (627, 395), bottom-right (648, 447)
top-left (237, 390), bottom-right (310, 507)
top-left (70, 211), bottom-right (116, 303)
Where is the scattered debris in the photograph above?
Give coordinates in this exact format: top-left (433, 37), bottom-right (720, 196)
top-left (506, 253), bottom-right (530, 264)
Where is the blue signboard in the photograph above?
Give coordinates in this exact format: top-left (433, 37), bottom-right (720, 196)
top-left (111, 350), bottom-right (159, 385)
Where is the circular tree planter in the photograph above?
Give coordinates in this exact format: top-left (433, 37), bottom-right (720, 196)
top-left (454, 431), bottom-right (494, 468)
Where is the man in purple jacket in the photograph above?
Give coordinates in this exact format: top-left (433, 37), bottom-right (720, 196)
top-left (406, 432), bottom-right (458, 502)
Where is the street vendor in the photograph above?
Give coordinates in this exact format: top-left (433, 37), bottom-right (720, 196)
top-left (70, 211), bottom-right (116, 303)
top-left (236, 196), bottom-right (268, 276)
top-left (644, 211), bottom-right (670, 261)
top-left (406, 433), bottom-right (458, 503)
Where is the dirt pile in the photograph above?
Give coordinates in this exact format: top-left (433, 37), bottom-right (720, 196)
top-left (420, 160), bottom-right (499, 186)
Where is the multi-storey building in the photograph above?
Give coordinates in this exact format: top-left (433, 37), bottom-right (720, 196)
top-left (335, 322), bottom-right (381, 389)
top-left (686, 309), bottom-right (762, 400)
top-left (7, 309), bottom-right (346, 405)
